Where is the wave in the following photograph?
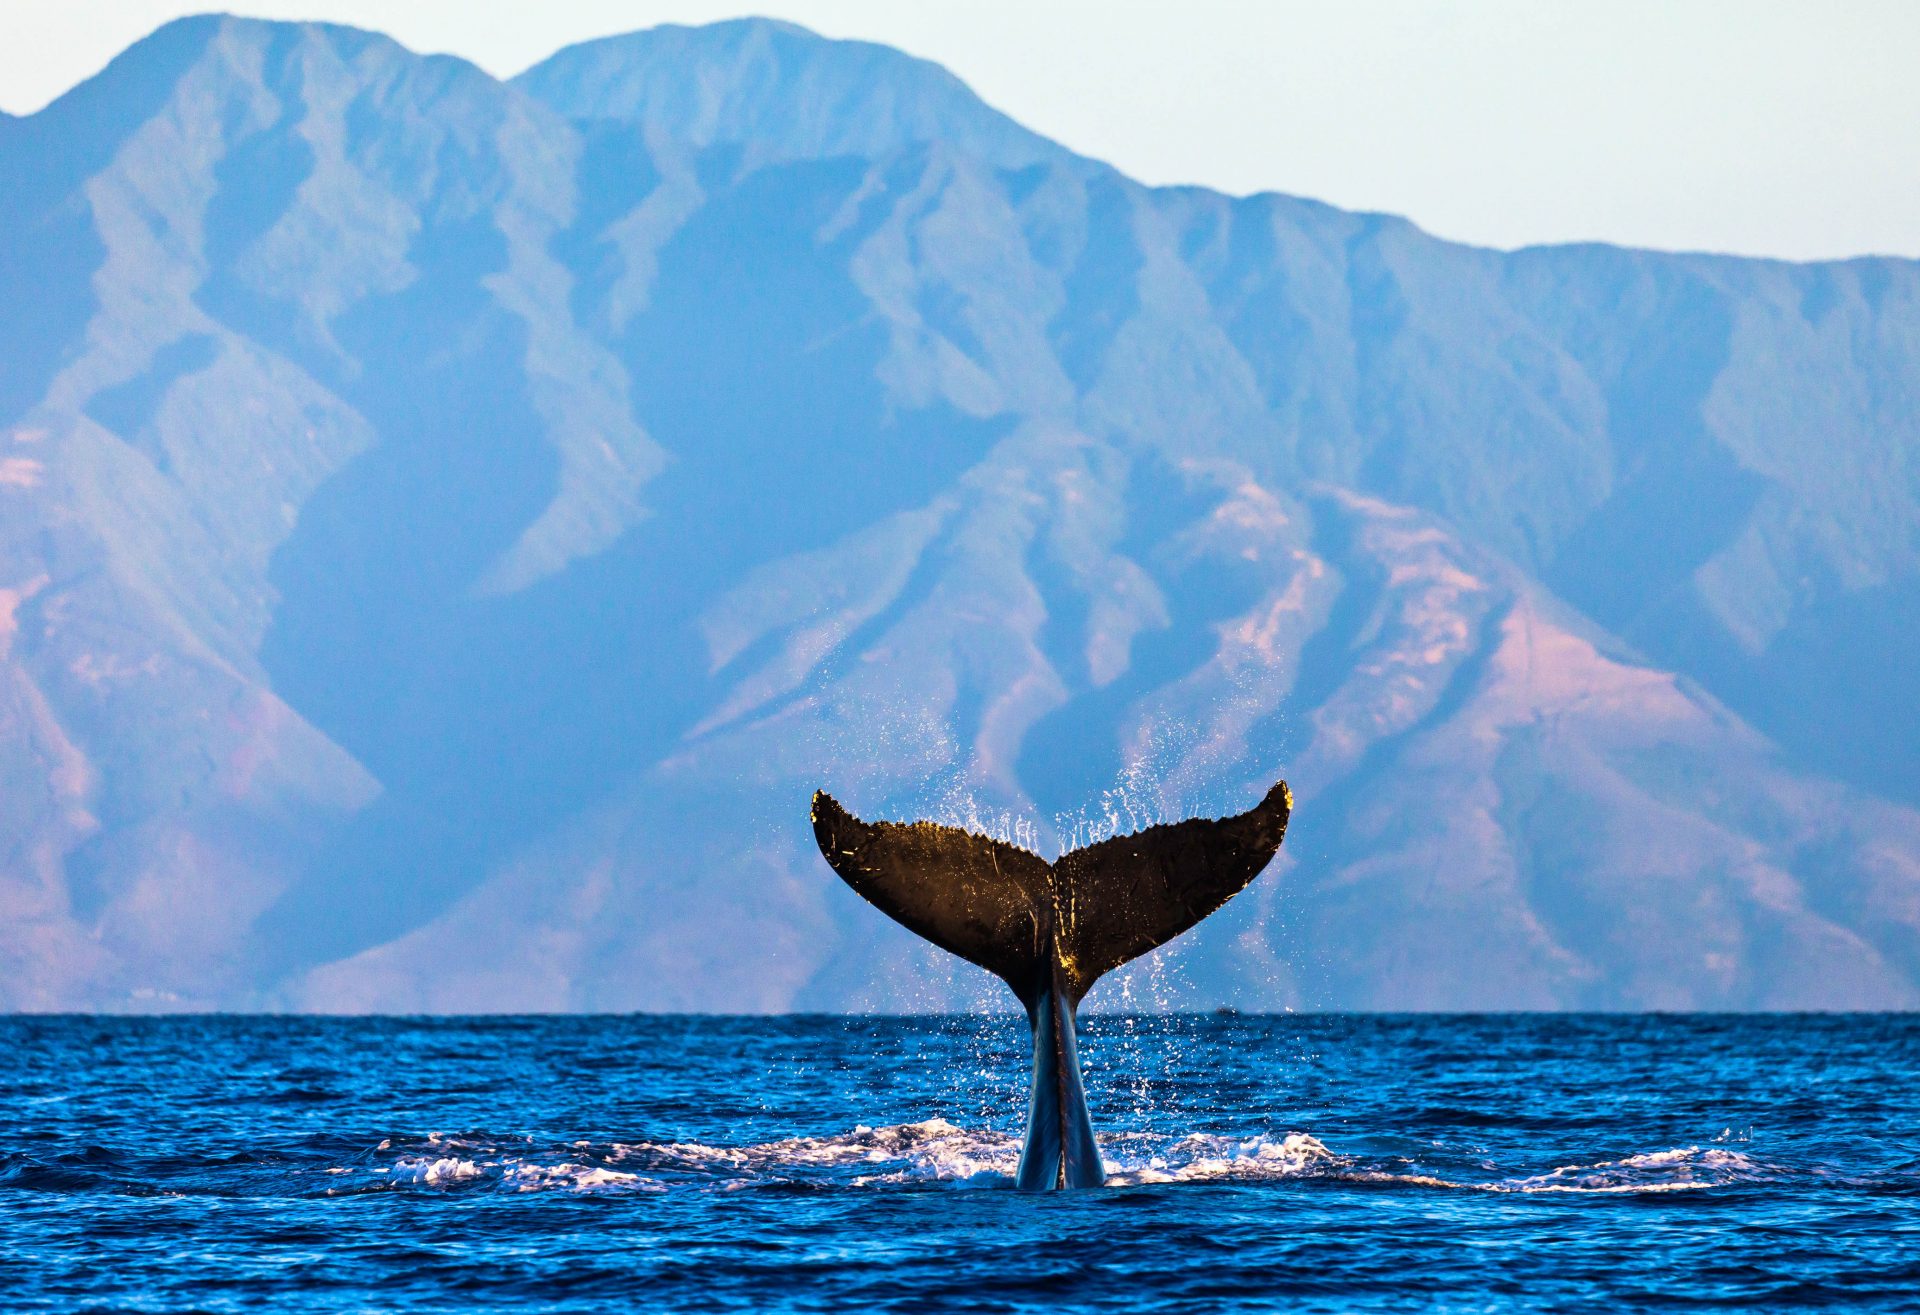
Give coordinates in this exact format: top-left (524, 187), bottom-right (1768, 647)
top-left (337, 1123), bottom-right (1773, 1197)
top-left (1479, 1146), bottom-right (1768, 1194)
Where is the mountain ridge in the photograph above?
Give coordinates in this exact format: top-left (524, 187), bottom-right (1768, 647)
top-left (1, 14), bottom-right (1916, 1011)
top-left (515, 17), bottom-right (1063, 173)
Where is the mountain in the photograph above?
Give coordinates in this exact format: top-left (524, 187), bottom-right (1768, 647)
top-left (2, 15), bottom-right (1916, 1011)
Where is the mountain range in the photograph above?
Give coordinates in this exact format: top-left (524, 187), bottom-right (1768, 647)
top-left (2, 15), bottom-right (1917, 1010)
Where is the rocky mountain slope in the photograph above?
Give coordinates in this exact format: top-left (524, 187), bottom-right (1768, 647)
top-left (2, 15), bottom-right (1916, 1010)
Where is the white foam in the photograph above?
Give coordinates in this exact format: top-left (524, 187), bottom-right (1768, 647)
top-left (504, 1163), bottom-right (662, 1193)
top-left (1108, 1132), bottom-right (1338, 1185)
top-left (1485, 1145), bottom-right (1765, 1194)
top-left (385, 1156), bottom-right (484, 1186)
top-left (610, 1117), bottom-right (1021, 1186)
top-left (1333, 1144), bottom-right (1770, 1195)
top-left (352, 1124), bottom-right (1771, 1196)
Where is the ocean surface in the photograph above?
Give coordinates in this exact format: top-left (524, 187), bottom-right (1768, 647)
top-left (3, 1013), bottom-right (1916, 1312)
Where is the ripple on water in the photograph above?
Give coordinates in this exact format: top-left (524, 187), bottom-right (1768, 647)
top-left (2, 1014), bottom-right (1916, 1314)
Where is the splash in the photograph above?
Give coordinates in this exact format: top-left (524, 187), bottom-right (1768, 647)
top-left (1103, 1132), bottom-right (1339, 1185)
top-left (1048, 729), bottom-right (1201, 858)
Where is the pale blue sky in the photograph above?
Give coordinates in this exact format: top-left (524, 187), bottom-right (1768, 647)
top-left (5, 1), bottom-right (1916, 260)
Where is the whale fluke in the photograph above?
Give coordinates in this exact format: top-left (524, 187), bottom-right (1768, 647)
top-left (809, 780), bottom-right (1292, 1189)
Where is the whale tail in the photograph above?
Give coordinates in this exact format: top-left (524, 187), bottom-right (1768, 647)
top-left (808, 780), bottom-right (1292, 1188)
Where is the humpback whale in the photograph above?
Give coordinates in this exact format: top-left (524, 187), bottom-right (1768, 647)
top-left (810, 780), bottom-right (1293, 1190)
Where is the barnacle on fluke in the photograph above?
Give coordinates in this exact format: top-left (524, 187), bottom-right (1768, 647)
top-left (810, 781), bottom-right (1292, 1189)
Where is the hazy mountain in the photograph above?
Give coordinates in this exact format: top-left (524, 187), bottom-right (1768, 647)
top-left (2, 15), bottom-right (1916, 1011)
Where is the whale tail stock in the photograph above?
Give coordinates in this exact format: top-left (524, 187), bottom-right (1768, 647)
top-left (808, 780), bottom-right (1293, 1190)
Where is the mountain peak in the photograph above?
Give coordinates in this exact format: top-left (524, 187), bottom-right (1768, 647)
top-left (21, 13), bottom-right (437, 146)
top-left (513, 17), bottom-right (1059, 168)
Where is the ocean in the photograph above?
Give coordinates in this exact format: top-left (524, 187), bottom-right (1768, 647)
top-left (3, 1013), bottom-right (1915, 1311)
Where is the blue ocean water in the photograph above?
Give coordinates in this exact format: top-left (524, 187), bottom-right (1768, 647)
top-left (3, 1013), bottom-right (1916, 1312)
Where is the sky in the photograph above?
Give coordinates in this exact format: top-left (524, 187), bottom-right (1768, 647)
top-left (2, 0), bottom-right (1916, 261)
